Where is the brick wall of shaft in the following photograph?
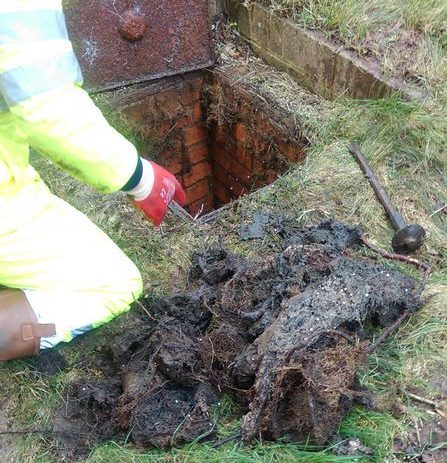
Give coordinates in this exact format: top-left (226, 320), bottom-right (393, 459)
top-left (116, 71), bottom-right (214, 217)
top-left (113, 68), bottom-right (307, 215)
top-left (206, 71), bottom-right (307, 208)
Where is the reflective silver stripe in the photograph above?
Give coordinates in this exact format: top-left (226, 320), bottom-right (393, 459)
top-left (0, 52), bottom-right (83, 106)
top-left (71, 325), bottom-right (94, 338)
top-left (0, 10), bottom-right (68, 44)
top-left (0, 93), bottom-right (7, 112)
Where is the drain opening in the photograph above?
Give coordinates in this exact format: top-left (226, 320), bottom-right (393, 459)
top-left (115, 70), bottom-right (308, 216)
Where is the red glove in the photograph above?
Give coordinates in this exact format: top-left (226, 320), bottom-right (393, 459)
top-left (127, 160), bottom-right (186, 226)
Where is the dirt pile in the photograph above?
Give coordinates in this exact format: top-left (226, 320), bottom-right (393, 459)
top-left (53, 220), bottom-right (422, 458)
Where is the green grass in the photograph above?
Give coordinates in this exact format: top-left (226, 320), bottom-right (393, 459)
top-left (2, 14), bottom-right (447, 463)
top-left (85, 441), bottom-right (373, 463)
top-left (340, 409), bottom-right (405, 460)
top-left (260, 0), bottom-right (447, 41)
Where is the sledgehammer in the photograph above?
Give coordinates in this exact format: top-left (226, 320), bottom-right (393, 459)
top-left (348, 142), bottom-right (426, 254)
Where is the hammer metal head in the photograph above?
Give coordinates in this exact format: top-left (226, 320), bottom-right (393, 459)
top-left (391, 224), bottom-right (426, 254)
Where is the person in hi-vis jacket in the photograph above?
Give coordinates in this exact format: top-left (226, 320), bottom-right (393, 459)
top-left (0, 1), bottom-right (186, 361)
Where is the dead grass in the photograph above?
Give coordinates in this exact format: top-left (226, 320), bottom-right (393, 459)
top-left (257, 0), bottom-right (447, 41)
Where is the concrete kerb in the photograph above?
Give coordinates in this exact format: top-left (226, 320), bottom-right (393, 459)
top-left (225, 0), bottom-right (426, 101)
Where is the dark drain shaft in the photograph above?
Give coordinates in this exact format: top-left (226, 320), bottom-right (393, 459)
top-left (348, 142), bottom-right (426, 254)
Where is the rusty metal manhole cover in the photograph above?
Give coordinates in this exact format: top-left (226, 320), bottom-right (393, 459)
top-left (64, 0), bottom-right (214, 92)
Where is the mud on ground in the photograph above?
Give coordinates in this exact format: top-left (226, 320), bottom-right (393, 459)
top-left (52, 220), bottom-right (422, 459)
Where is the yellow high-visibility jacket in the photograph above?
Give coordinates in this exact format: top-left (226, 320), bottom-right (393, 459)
top-left (0, 1), bottom-right (144, 345)
top-left (0, 0), bottom-right (139, 232)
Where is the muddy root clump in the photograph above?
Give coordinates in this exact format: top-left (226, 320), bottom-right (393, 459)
top-left (53, 220), bottom-right (422, 457)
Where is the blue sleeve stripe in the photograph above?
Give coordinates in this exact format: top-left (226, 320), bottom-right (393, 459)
top-left (121, 157), bottom-right (143, 191)
top-left (0, 51), bottom-right (83, 106)
top-left (70, 324), bottom-right (94, 338)
top-left (0, 10), bottom-right (69, 44)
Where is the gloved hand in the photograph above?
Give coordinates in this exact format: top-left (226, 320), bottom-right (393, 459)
top-left (127, 159), bottom-right (186, 226)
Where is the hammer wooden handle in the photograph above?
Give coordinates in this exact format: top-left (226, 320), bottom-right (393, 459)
top-left (348, 142), bottom-right (406, 231)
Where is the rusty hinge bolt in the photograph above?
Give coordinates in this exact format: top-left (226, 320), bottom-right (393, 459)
top-left (119, 10), bottom-right (146, 42)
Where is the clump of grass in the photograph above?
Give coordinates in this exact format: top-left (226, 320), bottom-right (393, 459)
top-left (400, 0), bottom-right (447, 38)
top-left (86, 440), bottom-right (373, 463)
top-left (410, 37), bottom-right (447, 97)
top-left (340, 409), bottom-right (405, 460)
top-left (266, 0), bottom-right (389, 42)
top-left (365, 282), bottom-right (447, 393)
top-left (259, 0), bottom-right (447, 42)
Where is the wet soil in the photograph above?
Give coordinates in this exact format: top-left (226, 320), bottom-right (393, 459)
top-left (52, 220), bottom-right (422, 459)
